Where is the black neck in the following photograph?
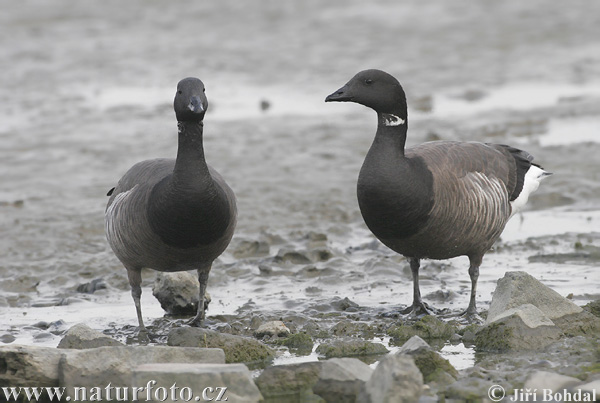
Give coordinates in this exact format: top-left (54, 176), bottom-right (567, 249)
top-left (374, 112), bottom-right (408, 156)
top-left (173, 121), bottom-right (210, 180)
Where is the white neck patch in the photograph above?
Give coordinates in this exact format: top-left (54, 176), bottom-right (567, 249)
top-left (382, 114), bottom-right (406, 126)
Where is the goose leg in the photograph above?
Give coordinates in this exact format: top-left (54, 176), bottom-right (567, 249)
top-left (127, 268), bottom-right (147, 334)
top-left (402, 257), bottom-right (434, 316)
top-left (461, 255), bottom-right (483, 323)
top-left (190, 264), bottom-right (211, 327)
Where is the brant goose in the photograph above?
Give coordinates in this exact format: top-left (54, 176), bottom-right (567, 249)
top-left (325, 69), bottom-right (551, 318)
top-left (105, 78), bottom-right (237, 332)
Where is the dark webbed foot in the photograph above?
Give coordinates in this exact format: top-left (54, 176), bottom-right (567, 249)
top-left (401, 300), bottom-right (437, 317)
top-left (457, 308), bottom-right (484, 324)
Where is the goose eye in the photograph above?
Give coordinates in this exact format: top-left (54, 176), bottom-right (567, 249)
top-left (365, 79), bottom-right (373, 85)
top-left (177, 90), bottom-right (182, 95)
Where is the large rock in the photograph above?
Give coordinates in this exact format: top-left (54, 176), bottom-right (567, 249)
top-left (256, 358), bottom-right (373, 402)
top-left (476, 304), bottom-right (563, 351)
top-left (152, 272), bottom-right (204, 315)
top-left (0, 345), bottom-right (63, 386)
top-left (486, 271), bottom-right (600, 335)
top-left (314, 358), bottom-right (373, 403)
top-left (132, 363), bottom-right (262, 403)
top-left (315, 339), bottom-right (388, 358)
top-left (398, 336), bottom-right (458, 384)
top-left (357, 354), bottom-right (424, 403)
top-left (57, 323), bottom-right (123, 349)
top-left (59, 346), bottom-right (224, 389)
top-left (255, 361), bottom-right (322, 401)
top-left (167, 327), bottom-right (275, 364)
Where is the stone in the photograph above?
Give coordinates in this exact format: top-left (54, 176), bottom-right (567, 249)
top-left (583, 299), bottom-right (600, 317)
top-left (398, 336), bottom-right (458, 384)
top-left (313, 358), bottom-right (374, 403)
top-left (553, 310), bottom-right (600, 337)
top-left (255, 361), bottom-right (322, 401)
top-left (59, 346), bottom-right (224, 389)
top-left (167, 327), bottom-right (275, 364)
top-left (576, 379), bottom-right (600, 396)
top-left (358, 354), bottom-right (424, 403)
top-left (475, 304), bottom-right (563, 352)
top-left (387, 315), bottom-right (456, 343)
top-left (152, 272), bottom-right (205, 315)
top-left (524, 370), bottom-right (581, 391)
top-left (254, 320), bottom-right (291, 338)
top-left (398, 335), bottom-right (431, 354)
top-left (0, 345), bottom-right (63, 386)
top-left (57, 323), bottom-right (123, 349)
top-left (486, 271), bottom-right (582, 323)
top-left (132, 363), bottom-right (262, 403)
top-left (441, 377), bottom-right (493, 401)
top-left (315, 339), bottom-right (388, 358)
top-left (276, 332), bottom-right (314, 355)
top-left (255, 358), bottom-right (372, 403)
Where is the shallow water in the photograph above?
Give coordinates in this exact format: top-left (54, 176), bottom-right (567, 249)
top-left (1, 0), bottom-right (600, 373)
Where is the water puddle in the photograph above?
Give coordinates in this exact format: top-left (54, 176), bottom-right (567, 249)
top-left (538, 116), bottom-right (600, 146)
top-left (432, 82), bottom-right (600, 117)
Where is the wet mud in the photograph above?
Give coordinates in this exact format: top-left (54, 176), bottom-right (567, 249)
top-left (1, 0), bottom-right (600, 396)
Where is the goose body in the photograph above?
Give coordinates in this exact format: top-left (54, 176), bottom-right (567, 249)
top-left (326, 69), bottom-right (551, 318)
top-left (105, 78), bottom-right (236, 331)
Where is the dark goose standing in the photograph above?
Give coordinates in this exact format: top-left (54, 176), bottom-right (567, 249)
top-left (325, 69), bottom-right (551, 318)
top-left (105, 78), bottom-right (236, 332)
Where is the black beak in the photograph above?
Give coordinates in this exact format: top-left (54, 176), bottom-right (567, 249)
top-left (188, 95), bottom-right (205, 113)
top-left (325, 85), bottom-right (353, 102)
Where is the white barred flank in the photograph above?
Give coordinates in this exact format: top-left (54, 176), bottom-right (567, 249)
top-left (105, 186), bottom-right (137, 249)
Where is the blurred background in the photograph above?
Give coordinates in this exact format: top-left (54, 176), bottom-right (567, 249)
top-left (1, 0), bottom-right (599, 349)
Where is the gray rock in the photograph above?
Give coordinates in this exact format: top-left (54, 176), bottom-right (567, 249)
top-left (59, 346), bottom-right (225, 389)
top-left (132, 363), bottom-right (262, 403)
top-left (575, 379), bottom-right (600, 397)
top-left (552, 310), bottom-right (600, 337)
top-left (0, 345), bottom-right (63, 386)
top-left (255, 358), bottom-right (372, 403)
top-left (57, 323), bottom-right (123, 349)
top-left (399, 335), bottom-right (431, 354)
top-left (316, 339), bottom-right (389, 359)
top-left (152, 272), bottom-right (205, 315)
top-left (441, 377), bottom-right (494, 401)
top-left (486, 271), bottom-right (582, 323)
top-left (254, 320), bottom-right (291, 338)
top-left (398, 336), bottom-right (458, 385)
top-left (476, 304), bottom-right (564, 351)
top-left (313, 358), bottom-right (374, 403)
top-left (255, 361), bottom-right (322, 401)
top-left (524, 370), bottom-right (581, 391)
top-left (167, 327), bottom-right (275, 364)
top-left (358, 354), bottom-right (424, 403)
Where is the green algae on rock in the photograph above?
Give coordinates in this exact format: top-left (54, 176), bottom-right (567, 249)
top-left (387, 316), bottom-right (457, 344)
top-left (315, 339), bottom-right (388, 359)
top-left (167, 327), bottom-right (275, 365)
